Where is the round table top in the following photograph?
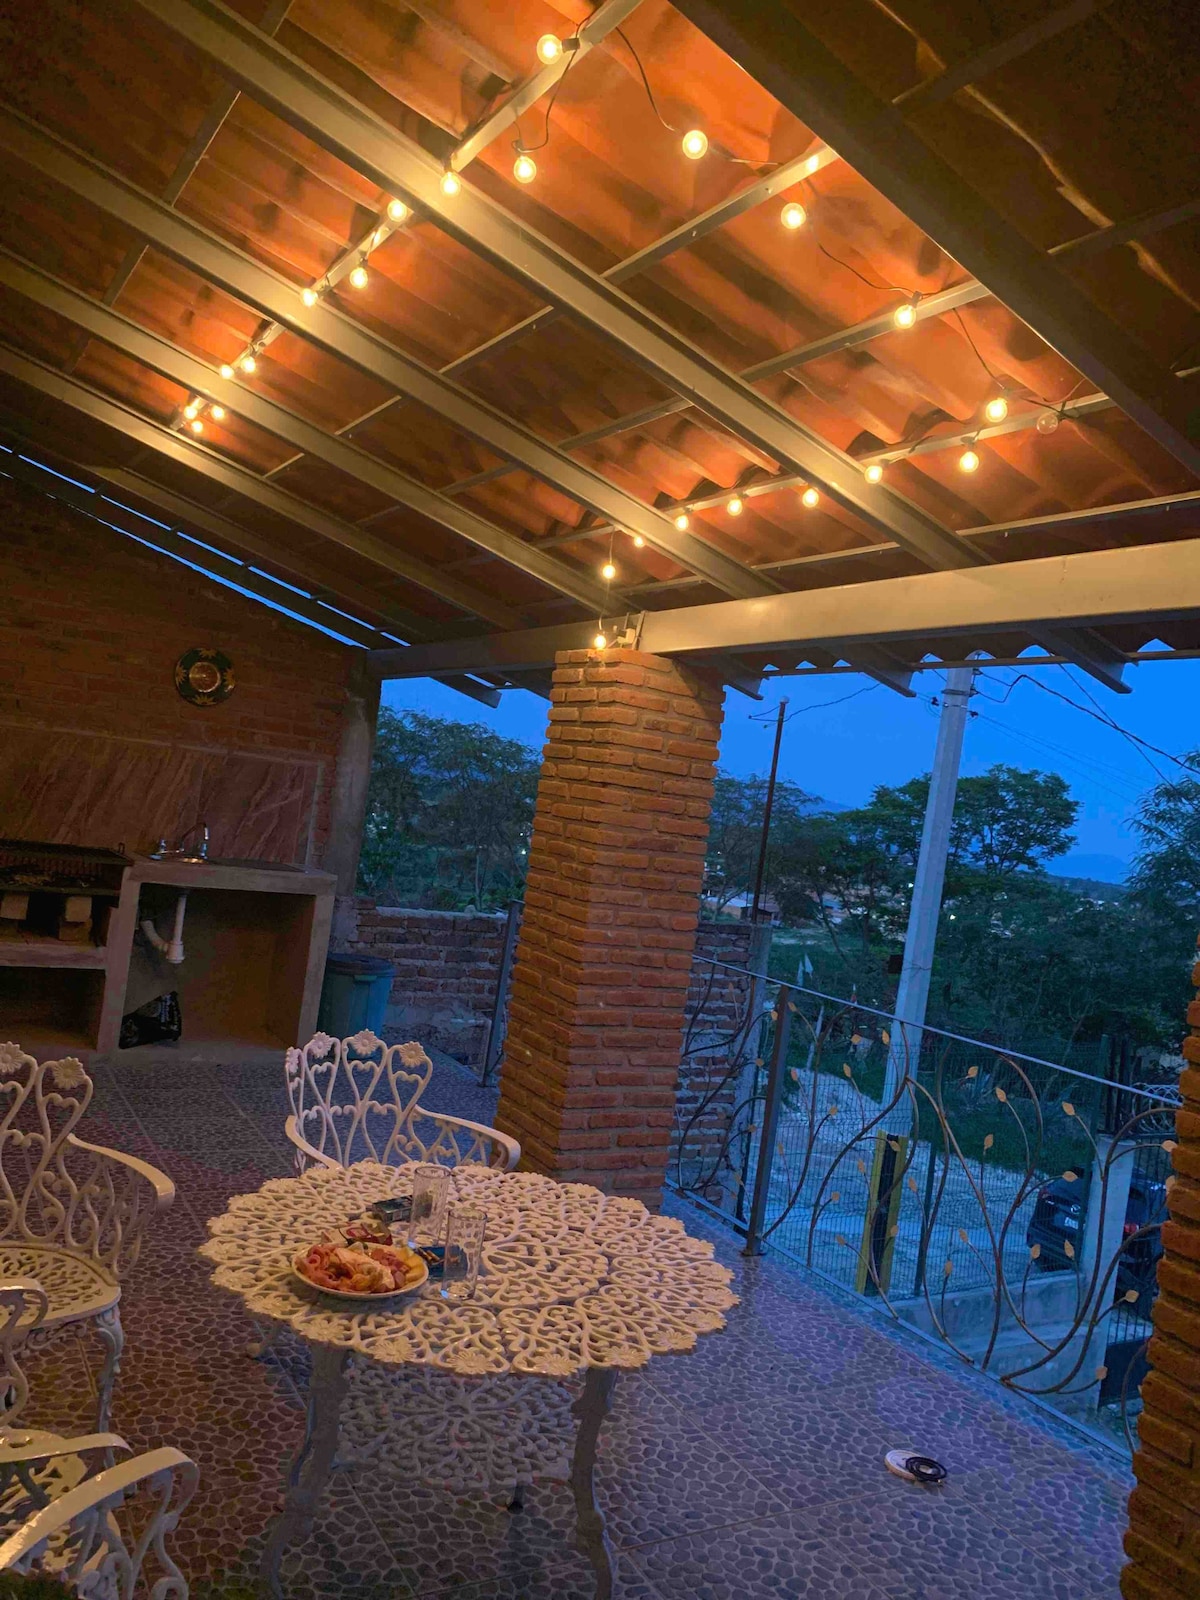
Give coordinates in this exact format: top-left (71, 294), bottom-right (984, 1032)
top-left (201, 1161), bottom-right (737, 1378)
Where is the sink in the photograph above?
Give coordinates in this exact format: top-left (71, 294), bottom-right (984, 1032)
top-left (204, 857), bottom-right (303, 872)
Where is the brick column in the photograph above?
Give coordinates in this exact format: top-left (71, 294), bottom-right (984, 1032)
top-left (495, 648), bottom-right (724, 1209)
top-left (1122, 936), bottom-right (1200, 1599)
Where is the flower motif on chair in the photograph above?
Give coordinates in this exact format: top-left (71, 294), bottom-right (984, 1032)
top-left (283, 1034), bottom-right (520, 1174)
top-left (0, 1048), bottom-right (175, 1434)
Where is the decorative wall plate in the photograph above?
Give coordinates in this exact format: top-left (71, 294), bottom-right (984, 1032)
top-left (175, 648), bottom-right (235, 705)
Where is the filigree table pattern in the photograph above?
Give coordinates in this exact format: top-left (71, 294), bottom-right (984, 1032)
top-left (202, 1162), bottom-right (737, 1377)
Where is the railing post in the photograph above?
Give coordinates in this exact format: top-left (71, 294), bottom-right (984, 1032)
top-left (479, 901), bottom-right (521, 1088)
top-left (744, 984), bottom-right (793, 1256)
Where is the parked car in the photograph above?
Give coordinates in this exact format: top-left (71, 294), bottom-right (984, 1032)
top-left (1026, 1165), bottom-right (1167, 1306)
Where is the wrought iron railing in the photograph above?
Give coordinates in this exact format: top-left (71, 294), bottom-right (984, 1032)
top-left (669, 966), bottom-right (1176, 1454)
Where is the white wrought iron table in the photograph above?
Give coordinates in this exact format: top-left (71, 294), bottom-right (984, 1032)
top-left (201, 1160), bottom-right (736, 1597)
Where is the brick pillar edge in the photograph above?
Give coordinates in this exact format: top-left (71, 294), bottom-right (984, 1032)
top-left (1121, 933), bottom-right (1200, 1599)
top-left (495, 648), bottom-right (724, 1209)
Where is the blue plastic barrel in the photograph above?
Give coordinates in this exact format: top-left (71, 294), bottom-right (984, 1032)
top-left (317, 952), bottom-right (395, 1038)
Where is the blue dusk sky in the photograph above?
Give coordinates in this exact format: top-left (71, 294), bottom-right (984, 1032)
top-left (382, 656), bottom-right (1200, 882)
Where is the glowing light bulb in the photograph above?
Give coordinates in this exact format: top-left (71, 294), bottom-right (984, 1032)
top-left (632, 534), bottom-right (645, 547)
top-left (958, 448), bottom-right (980, 474)
top-left (441, 170), bottom-right (461, 197)
top-left (183, 401), bottom-right (199, 419)
top-left (893, 301), bottom-right (917, 330)
top-left (1036, 409), bottom-right (1060, 435)
top-left (210, 405), bottom-right (225, 422)
top-left (864, 462), bottom-right (883, 484)
top-left (513, 153), bottom-right (537, 184)
top-left (601, 561), bottom-right (617, 581)
top-left (301, 286), bottom-right (318, 307)
top-left (674, 512), bottom-right (690, 531)
top-left (240, 354), bottom-right (257, 374)
top-left (984, 395), bottom-right (1009, 424)
top-left (726, 494), bottom-right (743, 516)
top-left (593, 632), bottom-right (607, 650)
top-left (802, 486), bottom-right (820, 508)
top-left (780, 201), bottom-right (807, 230)
top-left (190, 418), bottom-right (204, 435)
top-left (387, 200), bottom-right (409, 223)
top-left (682, 129), bottom-right (709, 160)
top-left (349, 263), bottom-right (369, 289)
top-left (219, 363), bottom-right (235, 380)
top-left (536, 32), bottom-right (562, 64)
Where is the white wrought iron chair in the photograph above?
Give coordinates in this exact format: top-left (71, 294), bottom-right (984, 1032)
top-left (0, 1046), bottom-right (175, 1433)
top-left (0, 1277), bottom-right (198, 1597)
top-left (283, 1031), bottom-right (519, 1174)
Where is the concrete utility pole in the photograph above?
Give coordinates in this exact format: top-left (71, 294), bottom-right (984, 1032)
top-left (883, 666), bottom-right (975, 1107)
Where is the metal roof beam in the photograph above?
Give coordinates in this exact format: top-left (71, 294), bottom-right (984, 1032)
top-left (0, 107), bottom-right (771, 603)
top-left (0, 247), bottom-right (620, 617)
top-left (671, 0), bottom-right (1200, 479)
top-left (367, 533), bottom-right (1200, 680)
top-left (0, 344), bottom-right (521, 628)
top-left (128, 0), bottom-right (985, 576)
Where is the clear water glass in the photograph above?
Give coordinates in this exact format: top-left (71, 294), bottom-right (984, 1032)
top-left (440, 1204), bottom-right (486, 1299)
top-left (407, 1164), bottom-right (450, 1247)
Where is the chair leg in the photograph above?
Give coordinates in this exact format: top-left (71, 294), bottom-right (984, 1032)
top-left (246, 1320), bottom-right (283, 1360)
top-left (95, 1306), bottom-right (124, 1435)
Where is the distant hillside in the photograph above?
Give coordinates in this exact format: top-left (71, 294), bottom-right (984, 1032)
top-left (1052, 875), bottom-right (1126, 903)
top-left (1049, 851), bottom-right (1129, 885)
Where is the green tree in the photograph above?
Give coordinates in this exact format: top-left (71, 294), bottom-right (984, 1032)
top-left (703, 773), bottom-right (818, 913)
top-left (357, 710), bottom-right (538, 910)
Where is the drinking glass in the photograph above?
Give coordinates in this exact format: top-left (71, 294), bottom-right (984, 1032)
top-left (440, 1204), bottom-right (486, 1300)
top-left (407, 1164), bottom-right (450, 1248)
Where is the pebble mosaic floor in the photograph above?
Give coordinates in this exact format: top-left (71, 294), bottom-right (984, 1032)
top-left (21, 1046), bottom-right (1131, 1599)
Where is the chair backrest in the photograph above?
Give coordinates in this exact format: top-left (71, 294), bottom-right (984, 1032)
top-left (285, 1030), bottom-right (444, 1169)
top-left (0, 1045), bottom-right (93, 1248)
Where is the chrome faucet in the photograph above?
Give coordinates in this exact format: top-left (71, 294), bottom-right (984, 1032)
top-left (151, 823), bottom-right (209, 862)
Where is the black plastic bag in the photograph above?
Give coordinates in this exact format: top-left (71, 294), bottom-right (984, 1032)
top-left (119, 991), bottom-right (182, 1049)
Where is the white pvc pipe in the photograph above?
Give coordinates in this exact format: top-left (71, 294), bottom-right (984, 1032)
top-left (140, 891), bottom-right (188, 965)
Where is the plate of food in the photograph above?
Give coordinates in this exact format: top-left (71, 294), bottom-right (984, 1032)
top-left (292, 1238), bottom-right (428, 1300)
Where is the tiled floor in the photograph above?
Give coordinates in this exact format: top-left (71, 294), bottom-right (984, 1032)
top-left (25, 1048), bottom-right (1131, 1599)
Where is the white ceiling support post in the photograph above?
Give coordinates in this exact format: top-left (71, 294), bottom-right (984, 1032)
top-left (882, 666), bottom-right (975, 1117)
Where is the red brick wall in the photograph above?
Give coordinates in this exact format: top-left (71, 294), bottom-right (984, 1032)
top-left (1122, 936), bottom-right (1200, 1599)
top-left (0, 477), bottom-right (353, 865)
top-left (495, 648), bottom-right (724, 1208)
top-left (337, 899), bottom-right (511, 1062)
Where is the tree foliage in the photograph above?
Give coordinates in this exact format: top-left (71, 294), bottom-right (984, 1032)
top-left (703, 774), bottom-right (818, 911)
top-left (357, 710), bottom-right (538, 910)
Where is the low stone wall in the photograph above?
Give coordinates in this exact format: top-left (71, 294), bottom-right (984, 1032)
top-left (336, 899), bottom-right (757, 1071)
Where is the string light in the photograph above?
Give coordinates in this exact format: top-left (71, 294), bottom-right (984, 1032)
top-left (301, 286), bottom-right (319, 307)
top-left (984, 395), bottom-right (1009, 423)
top-left (726, 494), bottom-right (743, 516)
top-left (674, 511), bottom-right (690, 530)
top-left (349, 261), bottom-right (369, 290)
top-left (189, 418), bottom-right (204, 435)
top-left (210, 405), bottom-right (225, 422)
top-left (864, 462), bottom-right (884, 484)
top-left (239, 354), bottom-right (257, 374)
top-left (958, 447), bottom-right (980, 473)
top-left (183, 400), bottom-right (200, 419)
top-left (601, 560), bottom-right (617, 581)
top-left (780, 201), bottom-right (807, 230)
top-left (536, 32), bottom-right (563, 64)
top-left (513, 153), bottom-right (537, 184)
top-left (1036, 410), bottom-right (1060, 435)
top-left (441, 171), bottom-right (461, 197)
top-left (219, 364), bottom-right (235, 380)
top-left (593, 631), bottom-right (607, 650)
top-left (801, 487), bottom-right (820, 508)
top-left (681, 129), bottom-right (709, 160)
top-left (632, 534), bottom-right (645, 547)
top-left (387, 198), bottom-right (409, 222)
top-left (893, 299), bottom-right (918, 330)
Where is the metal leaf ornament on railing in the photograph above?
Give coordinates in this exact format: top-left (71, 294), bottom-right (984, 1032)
top-left (668, 970), bottom-right (1176, 1454)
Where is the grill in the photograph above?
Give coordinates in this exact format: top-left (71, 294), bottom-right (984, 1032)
top-left (0, 839), bottom-right (130, 897)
